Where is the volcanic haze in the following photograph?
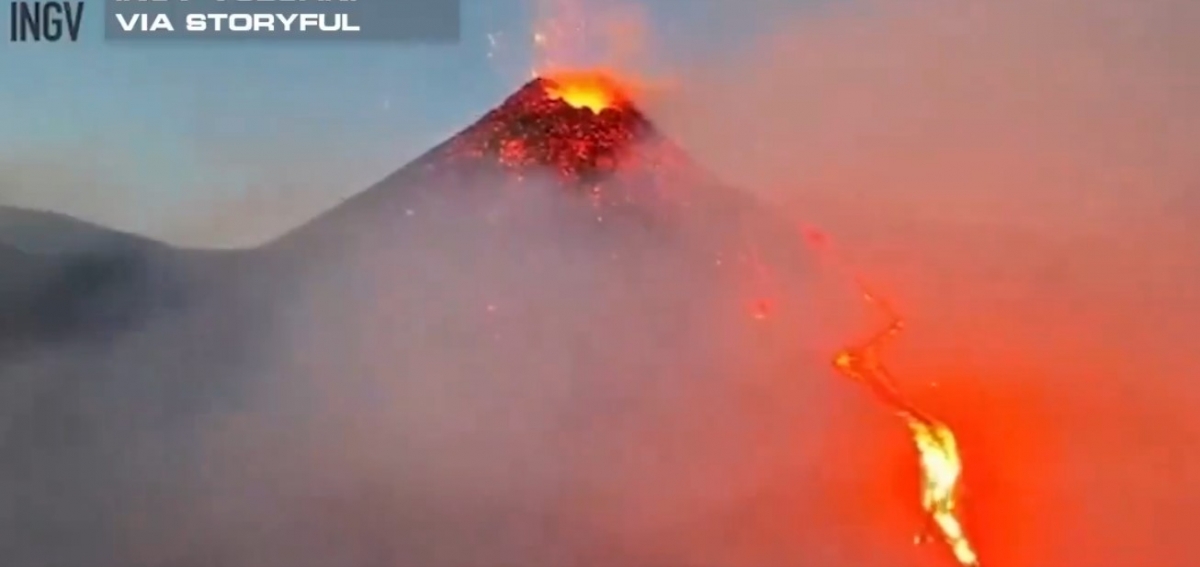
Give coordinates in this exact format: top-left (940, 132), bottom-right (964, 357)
top-left (0, 74), bottom-right (912, 567)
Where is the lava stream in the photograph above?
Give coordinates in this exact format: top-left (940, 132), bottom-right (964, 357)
top-left (808, 229), bottom-right (981, 567)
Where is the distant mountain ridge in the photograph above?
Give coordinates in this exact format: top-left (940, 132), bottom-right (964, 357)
top-left (0, 206), bottom-right (163, 255)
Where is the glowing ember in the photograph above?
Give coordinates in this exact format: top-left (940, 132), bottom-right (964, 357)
top-left (812, 231), bottom-right (982, 567)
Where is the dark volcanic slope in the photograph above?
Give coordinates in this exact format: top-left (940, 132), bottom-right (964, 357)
top-left (0, 207), bottom-right (246, 352)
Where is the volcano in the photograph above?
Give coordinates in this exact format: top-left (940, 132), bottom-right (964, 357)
top-left (0, 73), bottom-right (826, 567)
top-left (2, 72), bottom-right (777, 349)
top-left (274, 72), bottom-right (758, 256)
top-left (353, 72), bottom-right (699, 196)
top-left (425, 72), bottom-right (688, 184)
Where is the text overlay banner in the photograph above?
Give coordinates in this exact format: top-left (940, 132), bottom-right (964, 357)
top-left (105, 0), bottom-right (460, 42)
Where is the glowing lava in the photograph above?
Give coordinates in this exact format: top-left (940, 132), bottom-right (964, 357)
top-left (542, 71), bottom-right (627, 113)
top-left (812, 230), bottom-right (981, 567)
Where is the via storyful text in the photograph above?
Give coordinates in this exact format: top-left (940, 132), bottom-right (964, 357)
top-left (101, 0), bottom-right (460, 41)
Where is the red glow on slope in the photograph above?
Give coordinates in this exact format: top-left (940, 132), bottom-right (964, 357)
top-left (803, 226), bottom-right (982, 566)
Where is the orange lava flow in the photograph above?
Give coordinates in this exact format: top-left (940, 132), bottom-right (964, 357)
top-left (542, 71), bottom-right (626, 113)
top-left (808, 229), bottom-right (981, 567)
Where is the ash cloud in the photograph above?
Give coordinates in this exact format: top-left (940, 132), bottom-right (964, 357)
top-left (649, 0), bottom-right (1200, 565)
top-left (1, 154), bottom-right (882, 567)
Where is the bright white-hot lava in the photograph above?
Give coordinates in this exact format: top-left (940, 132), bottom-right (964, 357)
top-left (810, 228), bottom-right (982, 567)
